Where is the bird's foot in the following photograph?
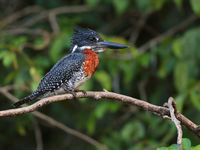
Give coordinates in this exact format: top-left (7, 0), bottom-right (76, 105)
top-left (67, 91), bottom-right (76, 99)
top-left (76, 90), bottom-right (87, 96)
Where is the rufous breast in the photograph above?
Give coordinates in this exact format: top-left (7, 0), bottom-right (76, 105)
top-left (83, 49), bottom-right (99, 77)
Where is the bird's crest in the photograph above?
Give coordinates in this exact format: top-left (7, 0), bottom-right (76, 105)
top-left (70, 28), bottom-right (103, 53)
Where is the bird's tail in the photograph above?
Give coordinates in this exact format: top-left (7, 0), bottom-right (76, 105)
top-left (13, 90), bottom-right (43, 107)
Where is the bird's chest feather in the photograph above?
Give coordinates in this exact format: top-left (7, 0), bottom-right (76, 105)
top-left (83, 49), bottom-right (99, 76)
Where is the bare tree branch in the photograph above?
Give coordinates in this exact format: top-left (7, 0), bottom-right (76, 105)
top-left (0, 6), bottom-right (43, 28)
top-left (48, 12), bottom-right (59, 35)
top-left (139, 14), bottom-right (198, 53)
top-left (1, 28), bottom-right (52, 50)
top-left (129, 11), bottom-right (152, 44)
top-left (168, 97), bottom-right (182, 150)
top-left (0, 5), bottom-right (91, 29)
top-left (33, 118), bottom-right (43, 150)
top-left (0, 88), bottom-right (200, 138)
top-left (17, 5), bottom-right (91, 28)
top-left (0, 88), bottom-right (109, 150)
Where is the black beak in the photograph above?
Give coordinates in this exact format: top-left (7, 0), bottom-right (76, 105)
top-left (97, 41), bottom-right (128, 49)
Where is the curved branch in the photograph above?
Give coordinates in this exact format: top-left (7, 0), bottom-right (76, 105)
top-left (139, 14), bottom-right (198, 53)
top-left (168, 97), bottom-right (182, 150)
top-left (0, 88), bottom-right (109, 150)
top-left (0, 91), bottom-right (199, 138)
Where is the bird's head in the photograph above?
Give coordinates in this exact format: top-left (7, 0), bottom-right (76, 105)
top-left (70, 28), bottom-right (128, 53)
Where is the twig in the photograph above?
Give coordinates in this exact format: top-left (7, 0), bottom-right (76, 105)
top-left (139, 14), bottom-right (198, 53)
top-left (138, 80), bottom-right (147, 101)
top-left (129, 11), bottom-right (152, 44)
top-left (0, 88), bottom-right (199, 138)
top-left (0, 5), bottom-right (91, 29)
top-left (168, 97), bottom-right (182, 150)
top-left (0, 6), bottom-right (42, 28)
top-left (0, 88), bottom-right (108, 150)
top-left (21, 5), bottom-right (91, 28)
top-left (1, 28), bottom-right (52, 50)
top-left (33, 119), bottom-right (43, 150)
top-left (48, 12), bottom-right (59, 35)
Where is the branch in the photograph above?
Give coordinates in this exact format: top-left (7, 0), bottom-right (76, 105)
top-left (0, 6), bottom-right (42, 28)
top-left (0, 5), bottom-right (91, 28)
top-left (33, 118), bottom-right (43, 150)
top-left (105, 14), bottom-right (198, 61)
top-left (1, 28), bottom-right (52, 50)
top-left (0, 88), bottom-right (109, 150)
top-left (139, 14), bottom-right (198, 53)
top-left (129, 11), bottom-right (152, 44)
top-left (15, 5), bottom-right (91, 28)
top-left (168, 97), bottom-right (182, 150)
top-left (0, 90), bottom-right (200, 138)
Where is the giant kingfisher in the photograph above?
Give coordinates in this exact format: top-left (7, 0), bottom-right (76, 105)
top-left (13, 28), bottom-right (128, 107)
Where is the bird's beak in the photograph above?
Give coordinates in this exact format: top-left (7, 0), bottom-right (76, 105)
top-left (97, 41), bottom-right (128, 49)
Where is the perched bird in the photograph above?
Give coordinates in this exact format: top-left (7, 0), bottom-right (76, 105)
top-left (13, 28), bottom-right (128, 107)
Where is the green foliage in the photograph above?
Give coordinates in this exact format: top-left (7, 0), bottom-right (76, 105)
top-left (94, 71), bottom-right (112, 90)
top-left (1, 0), bottom-right (200, 150)
top-left (173, 0), bottom-right (182, 9)
top-left (112, 0), bottom-right (130, 15)
top-left (190, 0), bottom-right (200, 16)
top-left (135, 0), bottom-right (168, 13)
top-left (157, 138), bottom-right (200, 150)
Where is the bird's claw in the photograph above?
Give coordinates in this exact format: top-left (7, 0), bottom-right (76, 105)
top-left (76, 90), bottom-right (87, 96)
top-left (68, 91), bottom-right (76, 98)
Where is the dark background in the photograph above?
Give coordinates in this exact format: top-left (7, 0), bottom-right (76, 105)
top-left (0, 0), bottom-right (200, 149)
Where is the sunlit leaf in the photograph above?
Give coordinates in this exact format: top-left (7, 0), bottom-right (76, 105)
top-left (190, 88), bottom-right (200, 110)
top-left (86, 0), bottom-right (99, 6)
top-left (190, 0), bottom-right (200, 16)
top-left (192, 145), bottom-right (200, 150)
top-left (87, 114), bottom-right (96, 134)
top-left (182, 138), bottom-right (191, 150)
top-left (50, 34), bottom-right (67, 62)
top-left (174, 61), bottom-right (188, 92)
top-left (94, 71), bottom-right (111, 90)
top-left (173, 0), bottom-right (182, 10)
top-left (112, 0), bottom-right (130, 14)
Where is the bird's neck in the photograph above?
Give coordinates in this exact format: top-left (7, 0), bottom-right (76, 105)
top-left (82, 49), bottom-right (99, 76)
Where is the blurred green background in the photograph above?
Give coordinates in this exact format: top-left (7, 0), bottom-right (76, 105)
top-left (0, 0), bottom-right (200, 149)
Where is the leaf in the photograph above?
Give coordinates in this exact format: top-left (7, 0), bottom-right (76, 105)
top-left (158, 57), bottom-right (174, 78)
top-left (190, 0), bottom-right (200, 16)
top-left (121, 121), bottom-right (145, 141)
top-left (173, 28), bottom-right (200, 92)
top-left (190, 88), bottom-right (200, 110)
top-left (172, 39), bottom-right (182, 58)
top-left (135, 0), bottom-right (167, 14)
top-left (33, 37), bottom-right (43, 47)
top-left (94, 102), bottom-right (109, 119)
top-left (182, 138), bottom-right (191, 150)
top-left (12, 36), bottom-right (27, 47)
top-left (86, 0), bottom-right (99, 6)
top-left (94, 102), bottom-right (121, 119)
top-left (192, 145), bottom-right (200, 150)
top-left (0, 51), bottom-right (16, 67)
top-left (17, 125), bottom-right (26, 136)
top-left (156, 148), bottom-right (169, 150)
top-left (112, 0), bottom-right (129, 15)
top-left (156, 138), bottom-right (193, 150)
top-left (174, 61), bottom-right (188, 92)
top-left (173, 0), bottom-right (182, 10)
top-left (94, 71), bottom-right (112, 90)
top-left (87, 114), bottom-right (96, 134)
top-left (29, 67), bottom-right (41, 90)
top-left (50, 34), bottom-right (67, 62)
top-left (175, 94), bottom-right (185, 112)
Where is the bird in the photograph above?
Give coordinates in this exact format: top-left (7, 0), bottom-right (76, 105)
top-left (13, 28), bottom-right (128, 107)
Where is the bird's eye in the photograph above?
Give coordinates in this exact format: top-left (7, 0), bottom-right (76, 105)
top-left (90, 37), bottom-right (98, 42)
